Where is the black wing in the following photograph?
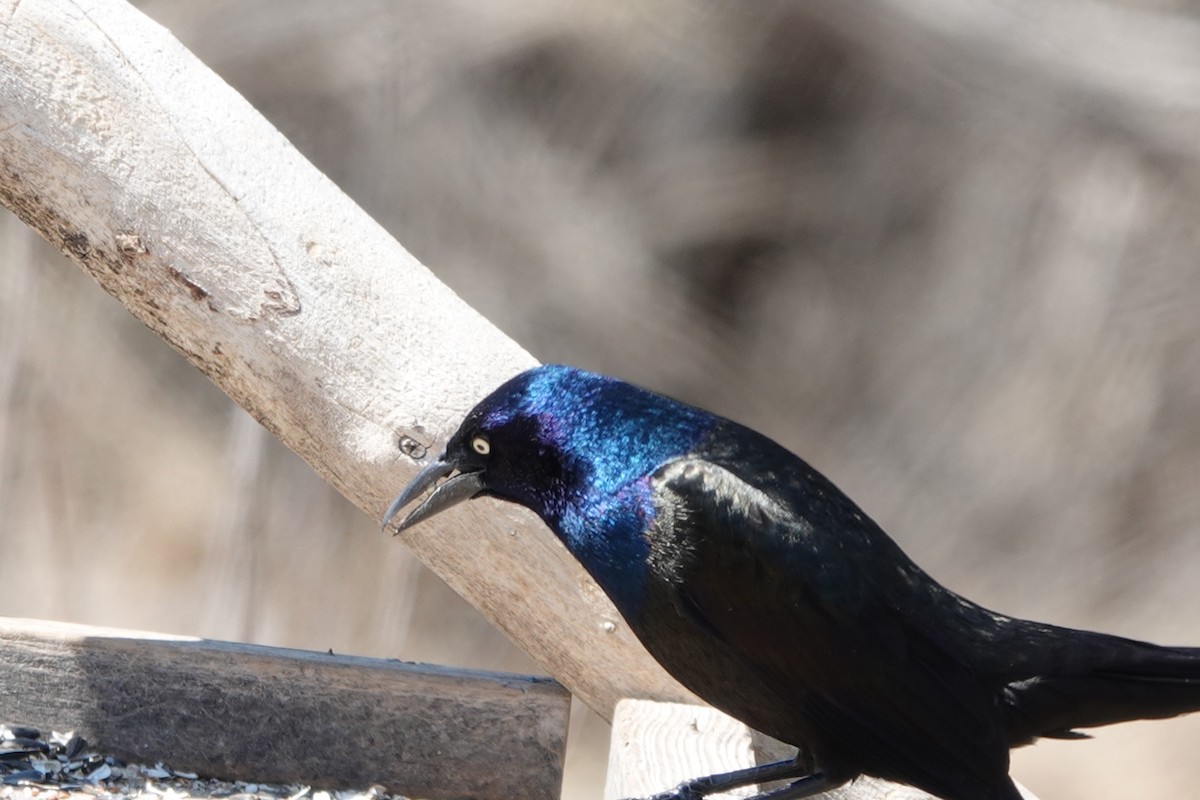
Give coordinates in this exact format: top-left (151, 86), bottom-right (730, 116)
top-left (644, 423), bottom-right (1020, 800)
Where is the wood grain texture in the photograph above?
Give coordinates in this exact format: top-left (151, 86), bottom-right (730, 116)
top-left (0, 0), bottom-right (696, 718)
top-left (607, 700), bottom-right (1040, 800)
top-left (0, 617), bottom-right (569, 800)
top-left (607, 699), bottom-right (759, 800)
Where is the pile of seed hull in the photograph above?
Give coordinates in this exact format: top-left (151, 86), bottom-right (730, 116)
top-left (1, 725), bottom-right (411, 800)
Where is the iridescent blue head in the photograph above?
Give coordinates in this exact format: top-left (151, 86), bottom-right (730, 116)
top-left (383, 365), bottom-right (717, 611)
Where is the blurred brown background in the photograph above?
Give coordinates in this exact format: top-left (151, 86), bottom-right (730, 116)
top-left (3, 1), bottom-right (1200, 798)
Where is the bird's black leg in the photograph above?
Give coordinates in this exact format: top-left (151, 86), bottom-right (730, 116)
top-left (748, 772), bottom-right (838, 800)
top-left (638, 754), bottom-right (842, 800)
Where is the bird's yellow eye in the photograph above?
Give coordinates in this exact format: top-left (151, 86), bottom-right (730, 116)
top-left (471, 436), bottom-right (491, 455)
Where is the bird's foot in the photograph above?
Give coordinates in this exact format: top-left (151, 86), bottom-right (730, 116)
top-left (624, 757), bottom-right (836, 800)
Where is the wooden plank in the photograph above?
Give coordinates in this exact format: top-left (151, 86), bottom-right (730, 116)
top-left (0, 617), bottom-right (569, 800)
top-left (0, 0), bottom-right (695, 721)
top-left (606, 699), bottom-right (759, 800)
top-left (606, 699), bottom-right (1041, 800)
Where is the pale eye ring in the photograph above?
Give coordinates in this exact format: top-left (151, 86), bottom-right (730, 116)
top-left (471, 436), bottom-right (491, 456)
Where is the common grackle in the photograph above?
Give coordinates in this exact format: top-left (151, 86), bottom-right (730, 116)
top-left (383, 364), bottom-right (1200, 800)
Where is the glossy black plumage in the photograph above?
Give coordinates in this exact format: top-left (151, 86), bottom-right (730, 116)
top-left (383, 365), bottom-right (1200, 800)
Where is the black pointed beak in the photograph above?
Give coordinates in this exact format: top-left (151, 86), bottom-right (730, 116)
top-left (381, 459), bottom-right (486, 534)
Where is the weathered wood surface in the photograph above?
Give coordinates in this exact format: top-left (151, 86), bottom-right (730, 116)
top-left (606, 700), bottom-right (1041, 800)
top-left (0, 0), bottom-right (697, 719)
top-left (0, 617), bottom-right (569, 800)
top-left (606, 699), bottom-right (760, 800)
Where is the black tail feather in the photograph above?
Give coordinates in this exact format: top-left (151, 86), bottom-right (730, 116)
top-left (1000, 625), bottom-right (1200, 745)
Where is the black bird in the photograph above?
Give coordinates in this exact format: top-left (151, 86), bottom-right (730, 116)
top-left (383, 364), bottom-right (1200, 800)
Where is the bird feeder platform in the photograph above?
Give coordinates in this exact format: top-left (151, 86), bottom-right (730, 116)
top-left (0, 617), bottom-right (569, 800)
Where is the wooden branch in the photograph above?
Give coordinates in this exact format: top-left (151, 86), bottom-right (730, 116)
top-left (0, 617), bottom-right (570, 800)
top-left (607, 700), bottom-right (1041, 800)
top-left (0, 0), bottom-right (695, 718)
